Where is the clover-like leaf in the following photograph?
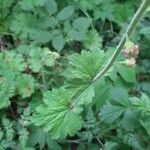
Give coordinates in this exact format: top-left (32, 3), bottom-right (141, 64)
top-left (32, 87), bottom-right (83, 139)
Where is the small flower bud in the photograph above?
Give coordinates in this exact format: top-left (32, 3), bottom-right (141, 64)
top-left (124, 58), bottom-right (136, 68)
top-left (131, 44), bottom-right (139, 58)
top-left (123, 44), bottom-right (139, 59)
top-left (123, 48), bottom-right (129, 58)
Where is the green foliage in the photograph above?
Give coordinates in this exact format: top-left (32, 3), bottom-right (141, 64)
top-left (19, 0), bottom-right (47, 10)
top-left (100, 88), bottom-right (129, 124)
top-left (16, 74), bottom-right (35, 98)
top-left (116, 64), bottom-right (136, 83)
top-left (28, 47), bottom-right (59, 72)
top-left (0, 77), bottom-right (15, 109)
top-left (0, 116), bottom-right (15, 149)
top-left (52, 34), bottom-right (65, 51)
top-left (65, 50), bottom-right (107, 84)
top-left (0, 50), bottom-right (26, 75)
top-left (28, 128), bottom-right (61, 150)
top-left (32, 87), bottom-right (82, 139)
top-left (0, 0), bottom-right (149, 149)
top-left (131, 94), bottom-right (150, 116)
top-left (57, 6), bottom-right (75, 21)
top-left (83, 29), bottom-right (102, 51)
top-left (63, 50), bottom-right (107, 105)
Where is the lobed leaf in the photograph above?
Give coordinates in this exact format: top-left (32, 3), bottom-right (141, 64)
top-left (100, 103), bottom-right (125, 124)
top-left (16, 74), bottom-right (35, 98)
top-left (0, 51), bottom-right (26, 75)
top-left (65, 50), bottom-right (107, 84)
top-left (131, 93), bottom-right (150, 116)
top-left (32, 87), bottom-right (83, 139)
top-left (63, 50), bottom-right (107, 105)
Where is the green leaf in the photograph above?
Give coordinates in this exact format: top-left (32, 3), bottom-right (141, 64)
top-left (100, 88), bottom-right (131, 124)
top-left (19, 0), bottom-right (35, 10)
top-left (36, 16), bottom-right (58, 29)
top-left (123, 133), bottom-right (145, 150)
top-left (42, 49), bottom-right (59, 67)
top-left (131, 93), bottom-right (150, 116)
top-left (28, 47), bottom-right (43, 72)
top-left (111, 87), bottom-right (129, 107)
top-left (30, 30), bottom-right (52, 44)
top-left (10, 14), bottom-right (37, 39)
top-left (32, 87), bottom-right (82, 139)
top-left (52, 34), bottom-right (65, 51)
top-left (34, 0), bottom-right (47, 6)
top-left (28, 47), bottom-right (58, 72)
top-left (94, 0), bottom-right (114, 21)
top-left (72, 17), bottom-right (91, 31)
top-left (120, 108), bottom-right (139, 130)
top-left (0, 51), bottom-right (26, 75)
top-left (100, 103), bottom-right (125, 123)
top-left (140, 27), bottom-right (150, 38)
top-left (113, 3), bottom-right (134, 24)
top-left (117, 64), bottom-right (136, 83)
top-left (57, 6), bottom-right (74, 20)
top-left (68, 29), bottom-right (86, 41)
top-left (27, 128), bottom-right (61, 150)
top-left (83, 30), bottom-right (102, 51)
top-left (63, 50), bottom-right (107, 105)
top-left (140, 120), bottom-right (150, 136)
top-left (2, 116), bottom-right (15, 141)
top-left (94, 79), bottom-right (111, 112)
top-left (75, 0), bottom-right (101, 10)
top-left (72, 84), bottom-right (95, 106)
top-left (44, 0), bottom-right (57, 15)
top-left (104, 141), bottom-right (118, 150)
top-left (20, 0), bottom-right (47, 10)
top-left (17, 45), bottom-right (29, 54)
top-left (65, 50), bottom-right (107, 84)
top-left (0, 77), bottom-right (15, 109)
top-left (16, 74), bottom-right (35, 98)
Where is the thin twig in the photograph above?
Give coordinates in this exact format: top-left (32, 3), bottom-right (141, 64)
top-left (96, 136), bottom-right (104, 148)
top-left (41, 66), bottom-right (47, 91)
top-left (80, 8), bottom-right (94, 30)
top-left (70, 0), bottom-right (149, 107)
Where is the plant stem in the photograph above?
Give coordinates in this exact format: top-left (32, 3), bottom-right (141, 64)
top-left (96, 136), bottom-right (104, 148)
top-left (80, 8), bottom-right (94, 30)
top-left (93, 0), bottom-right (149, 82)
top-left (41, 66), bottom-right (47, 91)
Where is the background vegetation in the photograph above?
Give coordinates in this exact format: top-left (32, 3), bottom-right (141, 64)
top-left (0, 0), bottom-right (150, 149)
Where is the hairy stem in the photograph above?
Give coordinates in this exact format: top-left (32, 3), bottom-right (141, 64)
top-left (70, 0), bottom-right (149, 107)
top-left (93, 0), bottom-right (149, 82)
